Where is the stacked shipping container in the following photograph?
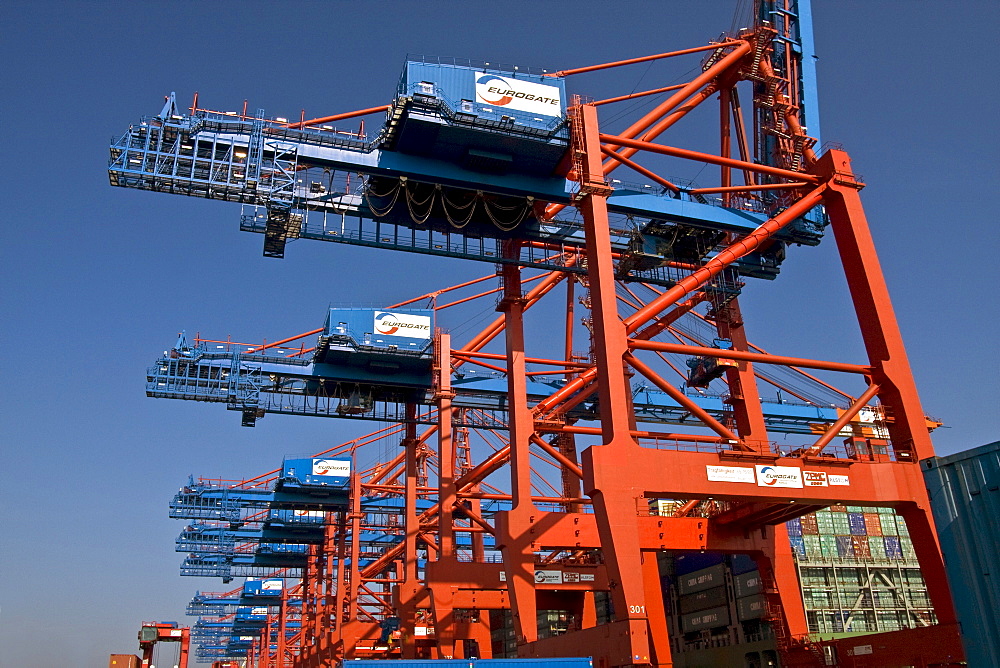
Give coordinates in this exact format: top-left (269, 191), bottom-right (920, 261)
top-left (786, 507), bottom-right (932, 634)
top-left (786, 507), bottom-right (915, 561)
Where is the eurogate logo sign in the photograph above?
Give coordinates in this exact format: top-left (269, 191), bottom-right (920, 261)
top-left (474, 72), bottom-right (562, 117)
top-left (373, 311), bottom-right (431, 339)
top-left (312, 459), bottom-right (351, 477)
top-left (755, 465), bottom-right (804, 488)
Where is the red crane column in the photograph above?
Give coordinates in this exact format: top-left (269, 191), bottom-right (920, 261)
top-left (430, 332), bottom-right (461, 658)
top-left (498, 241), bottom-right (542, 647)
top-left (710, 297), bottom-right (810, 643)
top-left (397, 403), bottom-right (422, 659)
top-left (817, 148), bottom-right (958, 626)
top-left (574, 102), bottom-right (665, 667)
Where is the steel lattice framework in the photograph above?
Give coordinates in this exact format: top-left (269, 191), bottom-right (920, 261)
top-left (111, 2), bottom-right (965, 666)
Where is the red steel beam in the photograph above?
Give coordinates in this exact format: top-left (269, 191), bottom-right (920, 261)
top-left (601, 85), bottom-right (720, 175)
top-left (803, 383), bottom-right (882, 457)
top-left (599, 133), bottom-right (821, 184)
top-left (390, 272), bottom-right (496, 308)
top-left (244, 328), bottom-right (323, 354)
top-left (529, 434), bottom-right (584, 478)
top-left (628, 339), bottom-right (872, 375)
top-left (689, 182), bottom-right (811, 195)
top-left (592, 83), bottom-right (688, 107)
top-left (545, 41), bottom-right (745, 77)
top-left (283, 105), bottom-right (390, 129)
top-left (625, 352), bottom-right (743, 445)
top-left (535, 423), bottom-right (726, 445)
top-left (622, 184), bottom-right (827, 334)
top-left (599, 145), bottom-right (680, 193)
top-left (452, 350), bottom-right (590, 369)
top-left (452, 263), bottom-right (573, 370)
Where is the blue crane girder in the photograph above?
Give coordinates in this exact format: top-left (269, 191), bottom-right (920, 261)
top-left (109, 71), bottom-right (825, 280)
top-left (149, 340), bottom-right (844, 435)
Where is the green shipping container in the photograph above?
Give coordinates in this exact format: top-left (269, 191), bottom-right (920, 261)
top-left (734, 570), bottom-right (762, 598)
top-left (868, 536), bottom-right (885, 559)
top-left (680, 605), bottom-right (731, 633)
top-left (820, 535), bottom-right (839, 558)
top-left (677, 564), bottom-right (726, 595)
top-left (803, 534), bottom-right (822, 558)
top-left (900, 536), bottom-right (916, 559)
top-left (737, 595), bottom-right (767, 621)
top-left (678, 585), bottom-right (729, 614)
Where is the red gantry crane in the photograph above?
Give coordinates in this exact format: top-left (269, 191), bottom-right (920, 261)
top-left (111, 1), bottom-right (965, 666)
top-left (138, 622), bottom-right (190, 668)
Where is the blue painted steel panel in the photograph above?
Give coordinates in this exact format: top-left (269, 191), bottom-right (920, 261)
top-left (923, 441), bottom-right (1000, 668)
top-left (402, 61), bottom-right (567, 126)
top-left (235, 605), bottom-right (268, 622)
top-left (347, 662), bottom-right (472, 667)
top-left (242, 578), bottom-right (282, 597)
top-left (795, 0), bottom-right (822, 143)
top-left (281, 457), bottom-right (351, 488)
top-left (478, 661), bottom-right (592, 667)
top-left (324, 307), bottom-right (433, 352)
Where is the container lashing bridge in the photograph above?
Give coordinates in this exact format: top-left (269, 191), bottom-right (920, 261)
top-left (112, 0), bottom-right (964, 665)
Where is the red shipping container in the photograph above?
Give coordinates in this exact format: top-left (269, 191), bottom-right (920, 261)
top-left (801, 515), bottom-right (820, 535)
top-left (830, 504), bottom-right (847, 512)
top-left (852, 535), bottom-right (871, 559)
top-left (864, 513), bottom-right (883, 536)
top-left (109, 656), bottom-right (139, 668)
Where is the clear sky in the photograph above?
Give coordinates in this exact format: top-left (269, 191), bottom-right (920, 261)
top-left (1, 1), bottom-right (998, 666)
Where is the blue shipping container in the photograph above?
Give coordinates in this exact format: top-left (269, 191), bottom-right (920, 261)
top-left (848, 512), bottom-right (867, 535)
top-left (786, 518), bottom-right (803, 537)
top-left (884, 536), bottom-right (902, 559)
top-left (836, 535), bottom-right (855, 557)
top-left (924, 440), bottom-right (1000, 668)
top-left (730, 553), bottom-right (758, 575)
top-left (789, 535), bottom-right (806, 556)
top-left (674, 551), bottom-right (724, 575)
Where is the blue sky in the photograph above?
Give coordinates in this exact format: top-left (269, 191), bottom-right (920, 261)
top-left (1, 1), bottom-right (998, 666)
